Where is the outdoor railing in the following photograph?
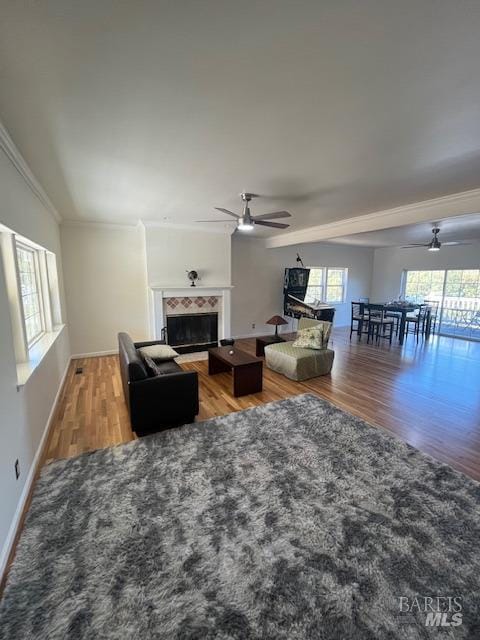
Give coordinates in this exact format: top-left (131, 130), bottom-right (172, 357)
top-left (406, 295), bottom-right (480, 340)
top-left (439, 298), bottom-right (480, 339)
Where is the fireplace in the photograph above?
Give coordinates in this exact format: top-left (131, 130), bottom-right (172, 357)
top-left (167, 312), bottom-right (218, 353)
top-left (151, 286), bottom-right (232, 347)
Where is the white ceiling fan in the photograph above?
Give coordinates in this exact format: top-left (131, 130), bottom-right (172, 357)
top-left (196, 192), bottom-right (291, 231)
top-left (402, 227), bottom-right (471, 251)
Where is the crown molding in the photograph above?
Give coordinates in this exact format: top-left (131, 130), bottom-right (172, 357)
top-left (265, 187), bottom-right (480, 248)
top-left (140, 219), bottom-right (235, 235)
top-left (0, 121), bottom-right (62, 223)
top-left (61, 219), bottom-right (139, 230)
top-left (61, 219), bottom-right (236, 235)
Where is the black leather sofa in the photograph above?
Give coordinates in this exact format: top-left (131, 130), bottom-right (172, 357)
top-left (118, 332), bottom-right (199, 436)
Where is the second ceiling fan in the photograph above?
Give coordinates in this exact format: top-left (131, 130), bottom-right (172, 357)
top-left (197, 192), bottom-right (291, 231)
top-left (402, 227), bottom-right (471, 251)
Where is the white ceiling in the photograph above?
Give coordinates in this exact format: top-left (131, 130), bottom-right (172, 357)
top-left (326, 213), bottom-right (480, 247)
top-left (1, 1), bottom-right (480, 234)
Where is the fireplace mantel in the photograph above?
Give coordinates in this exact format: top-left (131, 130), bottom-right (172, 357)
top-left (151, 285), bottom-right (234, 292)
top-left (150, 286), bottom-right (233, 342)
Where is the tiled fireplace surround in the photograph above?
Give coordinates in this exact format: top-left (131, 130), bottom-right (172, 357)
top-left (165, 295), bottom-right (221, 315)
top-left (150, 286), bottom-right (233, 343)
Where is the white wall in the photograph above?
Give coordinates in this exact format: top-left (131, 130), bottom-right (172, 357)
top-left (61, 224), bottom-right (232, 355)
top-left (145, 225), bottom-right (231, 287)
top-left (231, 235), bottom-right (374, 337)
top-left (0, 149), bottom-right (71, 574)
top-left (371, 244), bottom-right (480, 301)
top-left (61, 223), bottom-right (150, 355)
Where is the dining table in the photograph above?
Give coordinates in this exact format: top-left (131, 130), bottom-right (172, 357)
top-left (364, 302), bottom-right (431, 346)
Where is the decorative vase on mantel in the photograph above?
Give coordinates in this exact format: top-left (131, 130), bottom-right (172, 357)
top-left (186, 270), bottom-right (199, 287)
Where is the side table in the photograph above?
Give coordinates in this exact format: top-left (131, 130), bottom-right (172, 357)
top-left (255, 335), bottom-right (285, 357)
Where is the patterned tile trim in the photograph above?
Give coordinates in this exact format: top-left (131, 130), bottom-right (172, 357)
top-left (164, 296), bottom-right (220, 315)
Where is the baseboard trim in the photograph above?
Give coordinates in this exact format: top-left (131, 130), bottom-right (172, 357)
top-left (71, 349), bottom-right (118, 359)
top-left (0, 356), bottom-right (72, 588)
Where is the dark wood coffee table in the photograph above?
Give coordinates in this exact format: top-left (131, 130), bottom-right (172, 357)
top-left (208, 346), bottom-right (263, 397)
top-left (255, 335), bottom-right (285, 357)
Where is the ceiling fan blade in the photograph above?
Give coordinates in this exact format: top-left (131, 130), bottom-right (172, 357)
top-left (214, 207), bottom-right (239, 218)
top-left (401, 244), bottom-right (429, 248)
top-left (441, 241), bottom-right (472, 246)
top-left (196, 219), bottom-right (236, 222)
top-left (252, 211), bottom-right (292, 221)
top-left (255, 220), bottom-right (290, 229)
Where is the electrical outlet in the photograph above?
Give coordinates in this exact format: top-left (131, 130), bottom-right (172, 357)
top-left (252, 323), bottom-right (256, 329)
top-left (14, 459), bottom-right (20, 480)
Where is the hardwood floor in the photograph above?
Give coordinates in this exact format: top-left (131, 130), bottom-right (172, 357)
top-left (45, 355), bottom-right (135, 461)
top-left (43, 327), bottom-right (480, 480)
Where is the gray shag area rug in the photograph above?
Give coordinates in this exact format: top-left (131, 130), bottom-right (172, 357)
top-left (1, 394), bottom-right (479, 639)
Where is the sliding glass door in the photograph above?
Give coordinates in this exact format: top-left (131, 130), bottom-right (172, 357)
top-left (403, 269), bottom-right (480, 341)
top-left (441, 270), bottom-right (480, 339)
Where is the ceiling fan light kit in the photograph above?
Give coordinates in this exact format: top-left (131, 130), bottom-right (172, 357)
top-left (238, 194), bottom-right (255, 230)
top-left (237, 219), bottom-right (254, 231)
top-left (197, 192), bottom-right (292, 232)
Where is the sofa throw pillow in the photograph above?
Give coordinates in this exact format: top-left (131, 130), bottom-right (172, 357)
top-left (292, 327), bottom-right (323, 350)
top-left (143, 355), bottom-right (165, 377)
top-left (292, 322), bottom-right (332, 350)
top-left (139, 344), bottom-right (179, 361)
top-left (317, 320), bottom-right (332, 347)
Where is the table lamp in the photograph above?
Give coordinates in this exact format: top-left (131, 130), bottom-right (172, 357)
top-left (266, 315), bottom-right (288, 337)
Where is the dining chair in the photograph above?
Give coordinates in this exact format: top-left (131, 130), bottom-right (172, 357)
top-left (367, 304), bottom-right (395, 345)
top-left (350, 301), bottom-right (369, 340)
top-left (424, 300), bottom-right (439, 334)
top-left (405, 304), bottom-right (429, 342)
top-left (385, 309), bottom-right (401, 336)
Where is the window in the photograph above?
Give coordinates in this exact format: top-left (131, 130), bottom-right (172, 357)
top-left (326, 268), bottom-right (347, 303)
top-left (16, 243), bottom-right (45, 346)
top-left (304, 268), bottom-right (324, 303)
top-left (305, 267), bottom-right (348, 304)
top-left (1, 224), bottom-right (63, 377)
top-left (444, 269), bottom-right (480, 299)
top-left (403, 270), bottom-right (445, 303)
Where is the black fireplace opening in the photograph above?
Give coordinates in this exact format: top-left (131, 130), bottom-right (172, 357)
top-left (166, 312), bottom-right (218, 353)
